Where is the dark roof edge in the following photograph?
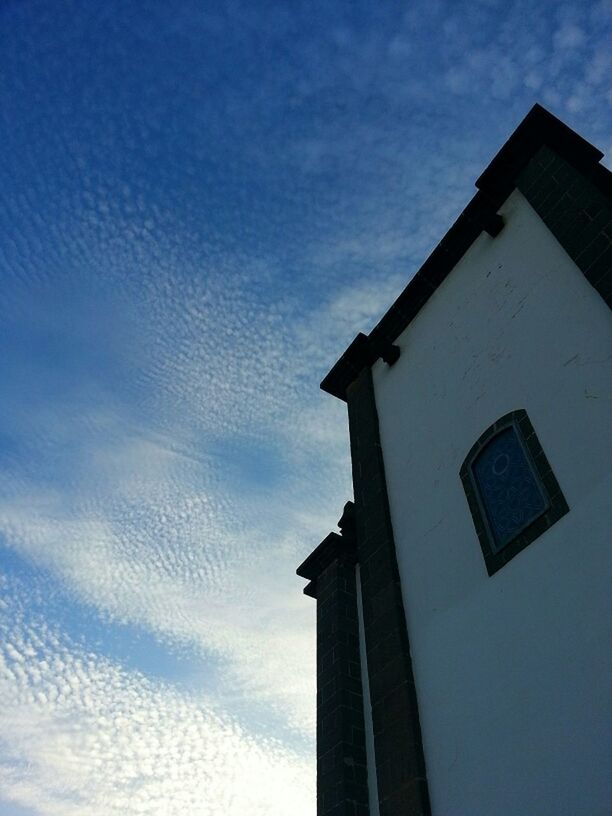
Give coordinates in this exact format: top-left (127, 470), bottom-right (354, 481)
top-left (321, 103), bottom-right (609, 401)
top-left (296, 532), bottom-right (340, 580)
top-left (296, 530), bottom-right (356, 582)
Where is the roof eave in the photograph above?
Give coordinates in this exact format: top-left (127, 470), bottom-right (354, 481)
top-left (320, 103), bottom-right (607, 402)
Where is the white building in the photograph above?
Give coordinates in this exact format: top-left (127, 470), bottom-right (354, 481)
top-left (297, 104), bottom-right (611, 816)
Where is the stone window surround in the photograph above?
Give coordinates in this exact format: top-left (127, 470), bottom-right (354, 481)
top-left (460, 409), bottom-right (570, 576)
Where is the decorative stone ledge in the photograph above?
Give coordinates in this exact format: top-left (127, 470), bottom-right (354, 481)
top-left (321, 103), bottom-right (610, 402)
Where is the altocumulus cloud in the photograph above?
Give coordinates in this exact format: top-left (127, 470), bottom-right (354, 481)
top-left (0, 574), bottom-right (312, 816)
top-left (0, 265), bottom-right (402, 733)
top-left (0, 0), bottom-right (610, 813)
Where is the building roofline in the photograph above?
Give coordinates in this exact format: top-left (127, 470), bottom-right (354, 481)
top-left (321, 103), bottom-right (610, 401)
top-left (296, 531), bottom-right (344, 581)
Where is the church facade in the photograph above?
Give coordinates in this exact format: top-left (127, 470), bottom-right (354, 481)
top-left (297, 104), bottom-right (611, 816)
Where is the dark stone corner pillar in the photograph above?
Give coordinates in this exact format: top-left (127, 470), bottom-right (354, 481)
top-left (347, 367), bottom-right (431, 816)
top-left (297, 506), bottom-right (370, 816)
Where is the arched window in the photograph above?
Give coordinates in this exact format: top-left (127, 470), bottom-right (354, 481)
top-left (460, 410), bottom-right (569, 575)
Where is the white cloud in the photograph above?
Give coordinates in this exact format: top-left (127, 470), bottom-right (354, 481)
top-left (553, 23), bottom-right (587, 49)
top-left (0, 267), bottom-right (402, 742)
top-left (0, 585), bottom-right (313, 816)
top-left (1, 1), bottom-right (610, 812)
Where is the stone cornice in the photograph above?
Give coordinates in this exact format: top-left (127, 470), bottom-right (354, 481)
top-left (321, 103), bottom-right (610, 401)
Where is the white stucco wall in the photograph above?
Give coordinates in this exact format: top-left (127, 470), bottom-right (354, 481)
top-left (355, 564), bottom-right (380, 816)
top-left (371, 189), bottom-right (612, 816)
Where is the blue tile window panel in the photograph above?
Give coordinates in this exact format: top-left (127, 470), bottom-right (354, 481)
top-left (472, 425), bottom-right (549, 552)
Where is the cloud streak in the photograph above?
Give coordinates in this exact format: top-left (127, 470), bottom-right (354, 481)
top-left (0, 0), bottom-right (610, 812)
top-left (0, 576), bottom-right (313, 816)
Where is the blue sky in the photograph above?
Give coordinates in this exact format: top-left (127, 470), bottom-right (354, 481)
top-left (0, 1), bottom-right (610, 813)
